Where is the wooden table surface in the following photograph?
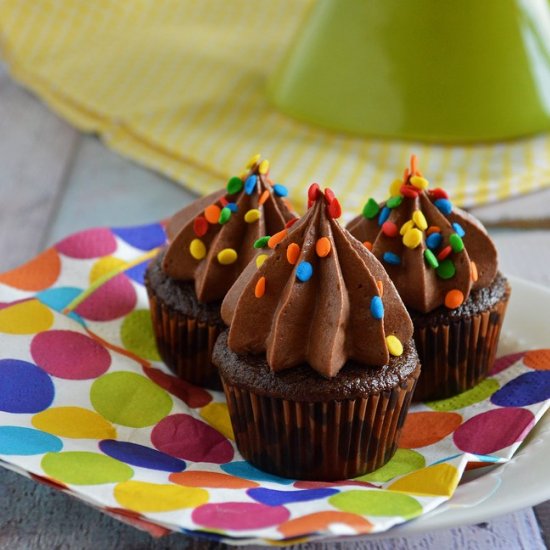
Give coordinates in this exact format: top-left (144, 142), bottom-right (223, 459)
top-left (0, 67), bottom-right (549, 549)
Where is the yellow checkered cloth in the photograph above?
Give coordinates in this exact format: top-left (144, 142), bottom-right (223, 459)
top-left (1, 0), bottom-right (549, 212)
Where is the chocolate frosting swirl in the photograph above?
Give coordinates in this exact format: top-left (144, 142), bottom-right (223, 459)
top-left (221, 185), bottom-right (414, 379)
top-left (347, 156), bottom-right (497, 313)
top-left (162, 156), bottom-right (296, 303)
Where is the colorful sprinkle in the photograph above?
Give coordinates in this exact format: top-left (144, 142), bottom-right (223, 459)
top-left (204, 205), bottom-right (221, 224)
top-left (386, 196), bottom-right (403, 209)
top-left (268, 230), bottom-right (287, 249)
top-left (226, 176), bottom-right (243, 194)
top-left (403, 228), bottom-right (423, 249)
top-left (246, 153), bottom-right (261, 168)
top-left (254, 236), bottom-right (270, 249)
top-left (308, 183), bottom-right (321, 202)
top-left (381, 221), bottom-right (398, 238)
top-left (324, 188), bottom-right (336, 204)
top-left (296, 261), bottom-right (313, 282)
top-left (258, 159), bottom-right (270, 174)
top-left (244, 175), bottom-right (257, 195)
top-left (452, 222), bottom-right (466, 237)
top-left (220, 197), bottom-right (229, 207)
top-left (255, 277), bottom-right (266, 298)
top-left (189, 239), bottom-right (206, 260)
top-left (370, 296), bottom-right (384, 320)
top-left (285, 217), bottom-right (298, 229)
top-left (410, 176), bottom-right (429, 190)
top-left (430, 187), bottom-right (449, 199)
top-left (226, 202), bottom-right (238, 212)
top-left (256, 254), bottom-right (268, 268)
top-left (437, 245), bottom-right (452, 261)
top-left (363, 241), bottom-right (373, 251)
top-left (218, 207), bottom-right (231, 225)
top-left (377, 280), bottom-right (384, 296)
top-left (450, 234), bottom-right (464, 252)
top-left (273, 184), bottom-right (288, 197)
top-left (424, 249), bottom-right (439, 268)
top-left (412, 210), bottom-right (428, 231)
top-left (401, 185), bottom-right (420, 199)
top-left (386, 335), bottom-right (403, 357)
top-left (389, 178), bottom-right (402, 196)
top-left (244, 209), bottom-right (260, 223)
top-left (362, 198), bottom-right (379, 219)
top-left (445, 289), bottom-right (464, 309)
top-left (378, 206), bottom-right (391, 225)
top-left (286, 243), bottom-right (301, 265)
top-left (437, 259), bottom-right (456, 279)
top-left (193, 216), bottom-right (208, 237)
top-left (426, 232), bottom-right (442, 250)
top-left (426, 225), bottom-right (441, 236)
top-left (259, 189), bottom-right (270, 205)
top-left (327, 198), bottom-right (342, 219)
top-left (400, 220), bottom-right (415, 236)
top-left (434, 198), bottom-right (453, 215)
top-left (383, 252), bottom-right (400, 265)
top-left (217, 249), bottom-right (238, 265)
top-left (315, 237), bottom-right (331, 258)
top-left (471, 261), bottom-right (479, 282)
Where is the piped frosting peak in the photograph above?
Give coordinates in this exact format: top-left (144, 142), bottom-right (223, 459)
top-left (347, 155), bottom-right (498, 313)
top-left (162, 155), bottom-right (296, 302)
top-left (221, 185), bottom-right (413, 378)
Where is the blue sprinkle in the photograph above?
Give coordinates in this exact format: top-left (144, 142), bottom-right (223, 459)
top-left (383, 252), bottom-right (401, 265)
top-left (434, 198), bottom-right (453, 215)
top-left (226, 202), bottom-right (238, 212)
top-left (296, 261), bottom-right (313, 282)
top-left (378, 206), bottom-right (391, 225)
top-left (370, 296), bottom-right (384, 320)
top-left (426, 232), bottom-right (442, 250)
top-left (452, 222), bottom-right (465, 237)
top-left (273, 184), bottom-right (288, 197)
top-left (244, 175), bottom-right (257, 195)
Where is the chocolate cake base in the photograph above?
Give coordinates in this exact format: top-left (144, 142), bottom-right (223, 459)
top-left (145, 252), bottom-right (225, 391)
top-left (213, 331), bottom-right (420, 480)
top-left (410, 272), bottom-right (510, 402)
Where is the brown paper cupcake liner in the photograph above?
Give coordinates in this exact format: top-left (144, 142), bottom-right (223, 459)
top-left (412, 290), bottom-right (510, 402)
top-left (147, 288), bottom-right (223, 391)
top-left (222, 365), bottom-right (420, 481)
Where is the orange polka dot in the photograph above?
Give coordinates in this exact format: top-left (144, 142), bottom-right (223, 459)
top-left (169, 471), bottom-right (258, 489)
top-left (204, 205), bottom-right (221, 224)
top-left (0, 248), bottom-right (61, 291)
top-left (286, 243), bottom-right (300, 265)
top-left (399, 412), bottom-right (462, 448)
top-left (524, 349), bottom-right (550, 371)
top-left (279, 511), bottom-right (372, 538)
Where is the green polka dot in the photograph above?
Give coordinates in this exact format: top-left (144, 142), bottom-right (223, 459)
top-left (90, 372), bottom-right (172, 427)
top-left (120, 310), bottom-right (161, 361)
top-left (426, 378), bottom-right (500, 411)
top-left (42, 451), bottom-right (133, 485)
top-left (356, 449), bottom-right (426, 483)
top-left (329, 490), bottom-right (422, 519)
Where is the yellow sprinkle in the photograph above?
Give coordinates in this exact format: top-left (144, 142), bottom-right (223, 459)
top-left (256, 254), bottom-right (268, 268)
top-left (239, 170), bottom-right (249, 180)
top-left (399, 220), bottom-right (415, 236)
top-left (403, 228), bottom-right (423, 249)
top-left (386, 335), bottom-right (404, 357)
top-left (244, 209), bottom-right (261, 223)
top-left (217, 248), bottom-right (238, 265)
top-left (258, 159), bottom-right (270, 174)
top-left (389, 178), bottom-right (402, 197)
top-left (410, 176), bottom-right (429, 190)
top-left (189, 239), bottom-right (206, 260)
top-left (412, 210), bottom-right (428, 231)
top-left (246, 153), bottom-right (261, 169)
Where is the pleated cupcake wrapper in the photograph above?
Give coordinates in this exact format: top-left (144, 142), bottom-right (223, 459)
top-left (147, 287), bottom-right (223, 391)
top-left (412, 291), bottom-right (510, 402)
top-left (222, 365), bottom-right (420, 481)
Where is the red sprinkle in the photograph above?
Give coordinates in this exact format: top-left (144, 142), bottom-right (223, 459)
top-left (324, 187), bottom-right (336, 204)
top-left (327, 198), bottom-right (342, 218)
top-left (437, 245), bottom-right (452, 261)
top-left (285, 217), bottom-right (299, 229)
top-left (193, 216), bottom-right (208, 237)
top-left (401, 184), bottom-right (420, 199)
top-left (381, 221), bottom-right (398, 237)
top-left (308, 183), bottom-right (321, 202)
top-left (430, 188), bottom-right (449, 199)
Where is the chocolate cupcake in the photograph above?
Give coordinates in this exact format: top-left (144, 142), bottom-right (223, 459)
top-left (347, 155), bottom-right (510, 401)
top-left (145, 155), bottom-right (296, 390)
top-left (213, 185), bottom-right (420, 480)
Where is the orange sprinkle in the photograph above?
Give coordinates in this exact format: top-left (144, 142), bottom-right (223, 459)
top-left (377, 280), bottom-right (384, 297)
top-left (255, 276), bottom-right (266, 298)
top-left (259, 190), bottom-right (270, 205)
top-left (286, 243), bottom-right (300, 265)
top-left (363, 241), bottom-right (373, 251)
top-left (410, 154), bottom-right (418, 176)
top-left (204, 204), bottom-right (221, 224)
top-left (445, 289), bottom-right (464, 309)
top-left (471, 261), bottom-right (479, 282)
top-left (315, 237), bottom-right (331, 258)
top-left (403, 167), bottom-right (410, 183)
top-left (426, 225), bottom-right (441, 236)
top-left (268, 229), bottom-right (287, 249)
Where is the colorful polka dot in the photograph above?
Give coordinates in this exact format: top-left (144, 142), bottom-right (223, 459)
top-left (279, 511), bottom-right (372, 538)
top-left (56, 228), bottom-right (117, 259)
top-left (490, 371), bottom-right (550, 407)
top-left (388, 463), bottom-right (460, 497)
top-left (120, 310), bottom-right (161, 361)
top-left (0, 426), bottom-right (62, 455)
top-left (426, 379), bottom-right (500, 411)
top-left (524, 349), bottom-right (550, 371)
top-left (400, 412), bottom-right (463, 448)
top-left (357, 449), bottom-right (425, 483)
top-left (199, 402), bottom-right (234, 440)
top-left (0, 248), bottom-right (61, 291)
top-left (0, 300), bottom-right (54, 334)
top-left (32, 407), bottom-right (116, 439)
top-left (490, 351), bottom-right (526, 375)
top-left (89, 256), bottom-right (126, 284)
top-left (329, 490), bottom-right (422, 519)
top-left (170, 471), bottom-right (258, 489)
top-left (99, 440), bottom-right (185, 472)
top-left (112, 223), bottom-right (165, 251)
top-left (37, 287), bottom-right (82, 316)
top-left (220, 461), bottom-right (293, 484)
top-left (248, 487), bottom-right (338, 506)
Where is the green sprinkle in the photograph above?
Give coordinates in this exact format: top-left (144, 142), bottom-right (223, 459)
top-left (226, 176), bottom-right (243, 194)
top-left (218, 207), bottom-right (232, 224)
top-left (387, 196), bottom-right (403, 209)
top-left (437, 259), bottom-right (456, 279)
top-left (362, 198), bottom-right (380, 219)
top-left (254, 236), bottom-right (270, 249)
top-left (450, 233), bottom-right (464, 253)
top-left (424, 249), bottom-right (439, 269)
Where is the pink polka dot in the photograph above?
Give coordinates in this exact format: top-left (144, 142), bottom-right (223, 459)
top-left (56, 228), bottom-right (117, 259)
top-left (31, 330), bottom-right (111, 379)
top-left (75, 274), bottom-right (137, 321)
top-left (151, 414), bottom-right (233, 463)
top-left (490, 352), bottom-right (525, 375)
top-left (453, 408), bottom-right (535, 455)
top-left (192, 502), bottom-right (290, 530)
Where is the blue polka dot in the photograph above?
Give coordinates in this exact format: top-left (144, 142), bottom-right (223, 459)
top-left (434, 199), bottom-right (453, 215)
top-left (296, 261), bottom-right (313, 282)
top-left (99, 440), bottom-right (186, 472)
top-left (273, 184), bottom-right (288, 197)
top-left (221, 461), bottom-right (293, 484)
top-left (247, 487), bottom-right (338, 506)
top-left (491, 371), bottom-right (550, 407)
top-left (426, 232), bottom-right (442, 250)
top-left (0, 426), bottom-right (62, 455)
top-left (244, 175), bottom-right (257, 195)
top-left (370, 296), bottom-right (384, 320)
top-left (37, 287), bottom-right (83, 323)
top-left (125, 260), bottom-right (149, 285)
top-left (0, 360), bottom-right (54, 413)
top-left (378, 206), bottom-right (391, 225)
top-left (112, 223), bottom-right (166, 251)
top-left (383, 252), bottom-right (401, 265)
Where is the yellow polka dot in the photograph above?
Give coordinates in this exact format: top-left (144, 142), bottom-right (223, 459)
top-left (217, 248), bottom-right (237, 265)
top-left (412, 210), bottom-right (428, 231)
top-left (399, 220), bottom-right (415, 236)
top-left (410, 176), bottom-right (429, 190)
top-left (244, 209), bottom-right (261, 223)
top-left (388, 463), bottom-right (460, 497)
top-left (389, 178), bottom-right (402, 197)
top-left (190, 239), bottom-right (206, 260)
top-left (114, 481), bottom-right (209, 512)
top-left (0, 300), bottom-right (54, 334)
top-left (256, 254), bottom-right (268, 268)
top-left (200, 402), bottom-right (235, 440)
top-left (403, 228), bottom-right (423, 249)
top-left (386, 335), bottom-right (403, 357)
top-left (32, 407), bottom-right (116, 439)
top-left (89, 256), bottom-right (126, 284)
